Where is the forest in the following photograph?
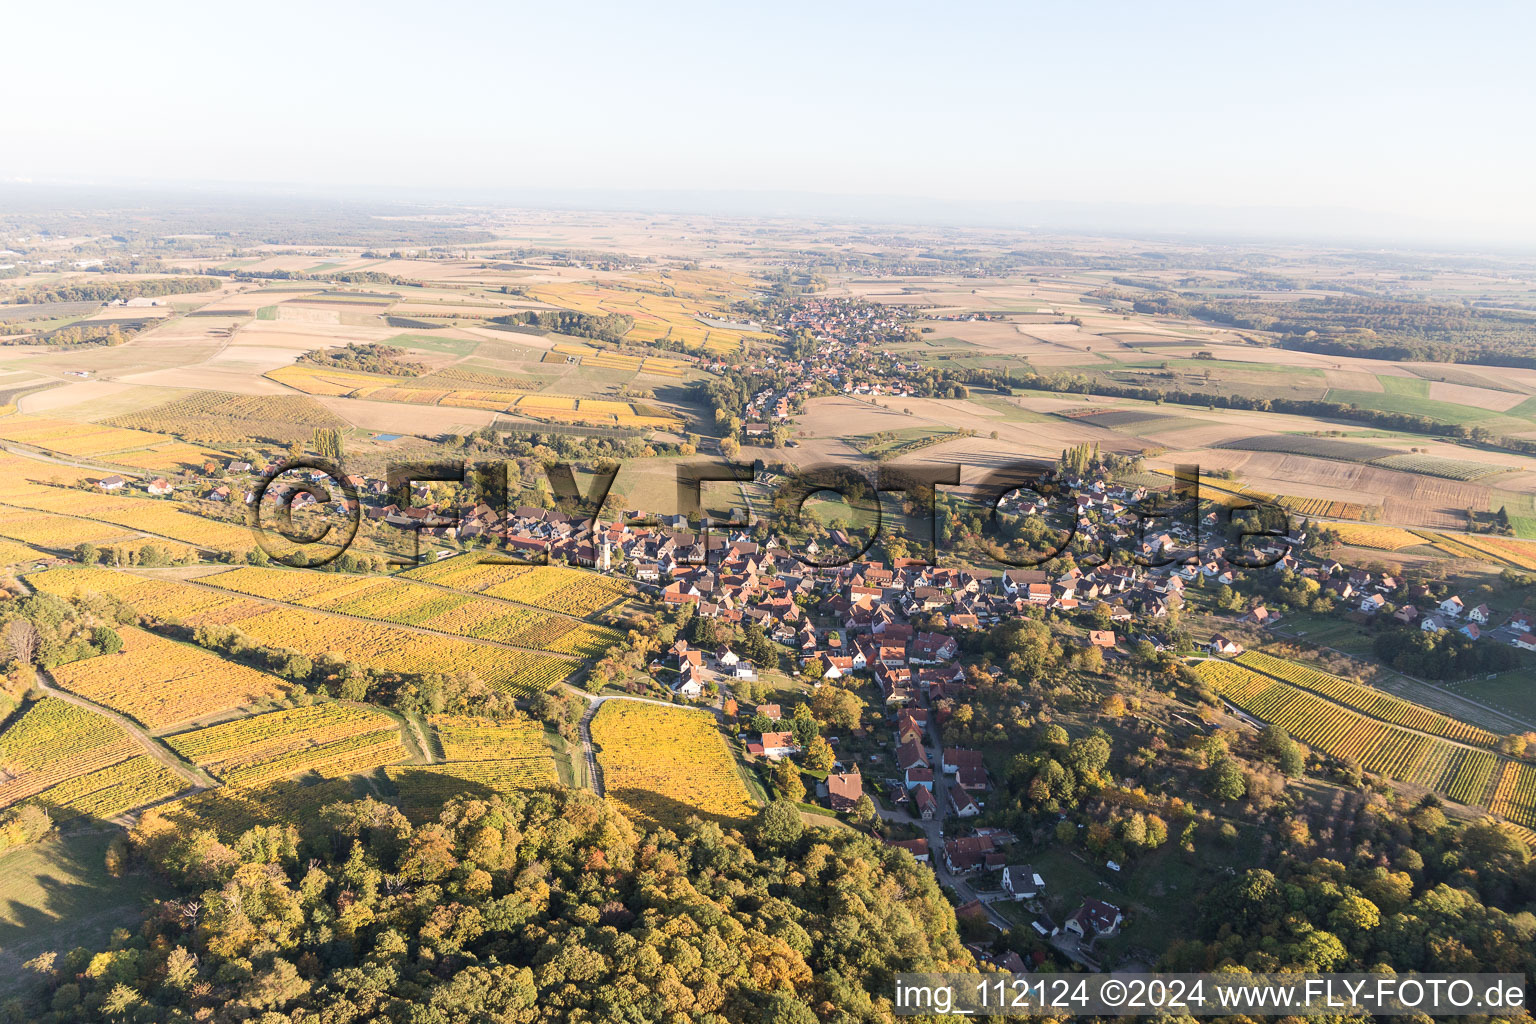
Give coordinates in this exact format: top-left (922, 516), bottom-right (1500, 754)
top-left (7, 789), bottom-right (968, 1023)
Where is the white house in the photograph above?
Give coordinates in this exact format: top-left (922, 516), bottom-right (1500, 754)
top-left (1438, 596), bottom-right (1464, 618)
top-left (1002, 864), bottom-right (1044, 900)
top-left (1064, 898), bottom-right (1123, 939)
top-left (1420, 616), bottom-right (1446, 633)
top-left (1468, 604), bottom-right (1491, 625)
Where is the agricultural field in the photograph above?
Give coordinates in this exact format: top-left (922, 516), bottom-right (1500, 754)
top-left (1197, 660), bottom-right (1501, 805)
top-left (202, 566), bottom-right (621, 656)
top-left (0, 416), bottom-right (172, 457)
top-left (48, 625), bottom-right (290, 729)
top-left (0, 477), bottom-right (249, 557)
top-left (29, 756), bottom-right (185, 823)
top-left (401, 556), bottom-right (630, 616)
top-left (0, 698), bottom-right (141, 812)
top-left (1323, 523), bottom-right (1425, 550)
top-left (1215, 435), bottom-right (1403, 462)
top-left (1233, 651), bottom-right (1499, 746)
top-left (27, 567), bottom-right (577, 696)
top-left (265, 361), bottom-right (683, 428)
top-left (106, 391), bottom-right (343, 445)
top-left (0, 537), bottom-right (48, 566)
top-left (135, 777), bottom-right (359, 843)
top-left (589, 701), bottom-right (758, 827)
top-left (1370, 453), bottom-right (1509, 481)
top-left (165, 703), bottom-right (405, 787)
top-left (386, 719), bottom-right (560, 823)
top-left (1488, 760), bottom-right (1536, 829)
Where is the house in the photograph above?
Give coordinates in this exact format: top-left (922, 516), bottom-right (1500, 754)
top-left (1002, 864), bottom-right (1045, 900)
top-left (1514, 634), bottom-right (1536, 652)
top-left (1438, 596), bottom-right (1465, 618)
top-left (97, 475), bottom-right (125, 492)
top-left (896, 739), bottom-right (929, 772)
top-left (1208, 634), bottom-right (1243, 656)
top-left (757, 731), bottom-right (798, 759)
top-left (912, 784), bottom-right (937, 819)
top-left (1508, 610), bottom-right (1534, 634)
top-left (887, 837), bottom-right (929, 862)
top-left (948, 786), bottom-right (980, 817)
top-left (1064, 898), bottom-right (1123, 939)
top-left (941, 747), bottom-right (984, 776)
top-left (1468, 604), bottom-right (1491, 625)
top-left (209, 485), bottom-right (231, 502)
top-left (227, 460), bottom-right (252, 473)
top-left (905, 765), bottom-right (934, 791)
top-left (826, 770), bottom-right (863, 813)
top-left (1359, 593), bottom-right (1386, 615)
top-left (1393, 605), bottom-right (1419, 625)
top-left (673, 674), bottom-right (704, 699)
top-left (1088, 630), bottom-right (1116, 648)
top-left (756, 704), bottom-right (782, 721)
top-left (146, 477), bottom-right (173, 496)
top-left (1460, 622), bottom-right (1482, 641)
top-left (943, 835), bottom-right (995, 873)
top-left (1420, 616), bottom-right (1446, 633)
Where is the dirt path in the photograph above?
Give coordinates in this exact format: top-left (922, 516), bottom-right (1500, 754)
top-left (35, 670), bottom-right (216, 791)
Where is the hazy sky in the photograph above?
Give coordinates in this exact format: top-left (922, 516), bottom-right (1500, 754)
top-left (7, 1), bottom-right (1534, 244)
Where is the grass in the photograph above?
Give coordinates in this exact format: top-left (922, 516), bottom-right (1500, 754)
top-left (1323, 388), bottom-right (1522, 427)
top-left (1444, 667), bottom-right (1536, 726)
top-left (1378, 375), bottom-right (1431, 397)
top-left (0, 832), bottom-right (170, 993)
top-left (385, 332), bottom-right (480, 356)
top-left (255, 306), bottom-right (278, 320)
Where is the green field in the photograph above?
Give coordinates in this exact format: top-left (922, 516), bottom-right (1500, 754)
top-left (0, 832), bottom-right (169, 993)
top-left (1324, 388), bottom-right (1524, 428)
top-left (386, 332), bottom-right (481, 356)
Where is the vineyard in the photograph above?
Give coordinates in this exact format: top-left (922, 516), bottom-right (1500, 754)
top-left (166, 703), bottom-right (406, 787)
top-left (1488, 761), bottom-right (1536, 828)
top-left (1370, 453), bottom-right (1509, 481)
top-left (429, 715), bottom-right (553, 761)
top-left (385, 759), bottom-right (558, 822)
top-left (590, 701), bottom-right (758, 827)
top-left (0, 415), bottom-right (171, 457)
top-left (48, 625), bottom-right (290, 729)
top-left (0, 697), bottom-right (169, 818)
top-left (1276, 495), bottom-right (1368, 520)
top-left (1233, 651), bottom-right (1498, 746)
top-left (106, 390), bottom-right (346, 444)
top-left (1324, 523), bottom-right (1424, 551)
top-left (30, 756), bottom-right (185, 822)
top-left (402, 557), bottom-right (629, 617)
top-left (0, 537), bottom-right (46, 565)
top-left (0, 476), bottom-right (250, 556)
top-left (28, 568), bottom-right (576, 696)
top-left (203, 566), bottom-right (621, 656)
top-left (137, 777), bottom-right (358, 842)
top-left (1196, 660), bottom-right (1497, 802)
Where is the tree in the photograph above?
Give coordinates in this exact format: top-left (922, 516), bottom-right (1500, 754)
top-left (1207, 757), bottom-right (1247, 801)
top-left (74, 542), bottom-right (98, 565)
top-left (804, 736), bottom-right (835, 772)
top-left (772, 759), bottom-right (806, 803)
top-left (810, 685), bottom-right (864, 730)
top-left (92, 626), bottom-right (123, 656)
top-left (5, 619), bottom-right (38, 666)
top-left (755, 799), bottom-right (804, 848)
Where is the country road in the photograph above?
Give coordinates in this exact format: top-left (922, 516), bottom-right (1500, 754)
top-left (36, 669), bottom-right (216, 792)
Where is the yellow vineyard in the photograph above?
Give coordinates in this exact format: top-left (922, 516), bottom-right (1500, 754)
top-left (48, 625), bottom-right (290, 730)
top-left (590, 701), bottom-right (757, 827)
